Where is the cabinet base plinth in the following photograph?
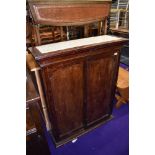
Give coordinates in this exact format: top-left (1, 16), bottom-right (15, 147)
top-left (49, 115), bottom-right (113, 148)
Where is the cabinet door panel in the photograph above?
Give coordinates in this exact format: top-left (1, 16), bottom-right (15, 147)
top-left (47, 62), bottom-right (84, 136)
top-left (86, 55), bottom-right (117, 124)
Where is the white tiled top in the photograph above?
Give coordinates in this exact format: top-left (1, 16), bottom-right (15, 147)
top-left (36, 35), bottom-right (123, 54)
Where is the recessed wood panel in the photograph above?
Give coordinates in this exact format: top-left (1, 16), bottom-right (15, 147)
top-left (48, 63), bottom-right (84, 136)
top-left (86, 55), bottom-right (115, 124)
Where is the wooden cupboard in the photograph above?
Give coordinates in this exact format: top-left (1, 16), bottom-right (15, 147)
top-left (29, 35), bottom-right (127, 147)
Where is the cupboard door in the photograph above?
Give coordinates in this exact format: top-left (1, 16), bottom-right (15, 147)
top-left (86, 53), bottom-right (118, 125)
top-left (46, 62), bottom-right (84, 137)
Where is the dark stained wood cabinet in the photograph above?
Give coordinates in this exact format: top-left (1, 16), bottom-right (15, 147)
top-left (29, 35), bottom-right (127, 147)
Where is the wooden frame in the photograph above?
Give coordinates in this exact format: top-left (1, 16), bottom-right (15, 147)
top-left (29, 1), bottom-right (111, 26)
top-left (27, 1), bottom-right (112, 45)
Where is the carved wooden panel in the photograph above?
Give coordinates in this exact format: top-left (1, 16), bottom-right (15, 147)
top-left (29, 2), bottom-right (111, 26)
top-left (46, 62), bottom-right (84, 136)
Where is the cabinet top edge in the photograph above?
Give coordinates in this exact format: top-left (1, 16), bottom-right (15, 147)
top-left (29, 35), bottom-right (128, 60)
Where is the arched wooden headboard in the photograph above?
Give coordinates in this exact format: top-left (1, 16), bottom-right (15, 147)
top-left (28, 1), bottom-right (112, 45)
top-left (29, 1), bottom-right (111, 26)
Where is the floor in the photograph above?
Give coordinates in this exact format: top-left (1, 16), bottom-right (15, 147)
top-left (120, 45), bottom-right (129, 66)
top-left (120, 55), bottom-right (129, 66)
top-left (43, 63), bottom-right (129, 155)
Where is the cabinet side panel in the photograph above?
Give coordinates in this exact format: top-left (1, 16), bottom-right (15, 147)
top-left (86, 55), bottom-right (115, 124)
top-left (48, 63), bottom-right (84, 136)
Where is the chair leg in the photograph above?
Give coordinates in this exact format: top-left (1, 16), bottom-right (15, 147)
top-left (115, 94), bottom-right (127, 108)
